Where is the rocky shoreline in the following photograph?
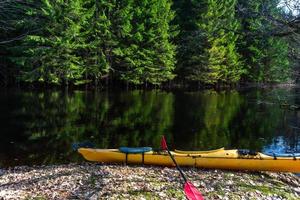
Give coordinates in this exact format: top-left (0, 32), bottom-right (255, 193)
top-left (0, 163), bottom-right (300, 200)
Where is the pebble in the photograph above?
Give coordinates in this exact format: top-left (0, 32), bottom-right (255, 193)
top-left (0, 163), bottom-right (299, 199)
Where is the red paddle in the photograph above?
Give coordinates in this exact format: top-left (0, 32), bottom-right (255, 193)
top-left (161, 136), bottom-right (204, 200)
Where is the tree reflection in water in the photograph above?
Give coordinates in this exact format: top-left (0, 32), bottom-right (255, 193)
top-left (1, 88), bottom-right (300, 167)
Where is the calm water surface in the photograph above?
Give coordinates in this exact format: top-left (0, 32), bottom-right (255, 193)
top-left (1, 88), bottom-right (300, 167)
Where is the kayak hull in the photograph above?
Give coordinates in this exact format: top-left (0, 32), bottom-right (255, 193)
top-left (78, 148), bottom-right (300, 173)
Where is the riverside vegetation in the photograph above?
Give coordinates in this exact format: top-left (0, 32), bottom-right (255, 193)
top-left (0, 0), bottom-right (299, 87)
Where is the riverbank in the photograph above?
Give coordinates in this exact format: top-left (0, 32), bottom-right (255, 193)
top-left (2, 81), bottom-right (298, 91)
top-left (0, 163), bottom-right (299, 199)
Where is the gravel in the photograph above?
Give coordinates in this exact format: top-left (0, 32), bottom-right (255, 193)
top-left (0, 163), bottom-right (299, 199)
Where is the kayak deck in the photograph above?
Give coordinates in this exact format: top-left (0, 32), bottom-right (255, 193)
top-left (78, 148), bottom-right (300, 173)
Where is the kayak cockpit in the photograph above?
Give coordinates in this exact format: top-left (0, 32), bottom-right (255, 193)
top-left (174, 147), bottom-right (225, 154)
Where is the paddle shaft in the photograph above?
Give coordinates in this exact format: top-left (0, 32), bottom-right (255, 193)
top-left (165, 147), bottom-right (187, 183)
top-left (161, 136), bottom-right (204, 200)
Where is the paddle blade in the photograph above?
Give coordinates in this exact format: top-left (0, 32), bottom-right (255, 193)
top-left (161, 136), bottom-right (168, 150)
top-left (184, 181), bottom-right (204, 200)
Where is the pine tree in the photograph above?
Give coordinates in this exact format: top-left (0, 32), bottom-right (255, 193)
top-left (237, 0), bottom-right (291, 83)
top-left (1, 0), bottom-right (294, 86)
top-left (172, 0), bottom-right (207, 81)
top-left (198, 0), bottom-right (243, 85)
top-left (0, 0), bottom-right (40, 85)
top-left (112, 0), bottom-right (176, 85)
top-left (81, 0), bottom-right (114, 85)
top-left (173, 0), bottom-right (243, 85)
top-left (11, 0), bottom-right (89, 85)
top-left (265, 38), bottom-right (290, 82)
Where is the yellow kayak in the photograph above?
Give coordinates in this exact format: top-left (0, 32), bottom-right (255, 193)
top-left (78, 147), bottom-right (300, 172)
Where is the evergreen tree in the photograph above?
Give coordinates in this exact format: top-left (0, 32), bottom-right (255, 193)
top-left (237, 0), bottom-right (291, 83)
top-left (112, 0), bottom-right (176, 85)
top-left (0, 0), bottom-right (296, 86)
top-left (7, 0), bottom-right (177, 86)
top-left (81, 0), bottom-right (114, 85)
top-left (172, 0), bottom-right (207, 81)
top-left (198, 0), bottom-right (243, 85)
top-left (11, 0), bottom-right (89, 85)
top-left (173, 0), bottom-right (243, 85)
top-left (0, 0), bottom-right (40, 85)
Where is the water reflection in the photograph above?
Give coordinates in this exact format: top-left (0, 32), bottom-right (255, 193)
top-left (1, 88), bottom-right (300, 167)
top-left (173, 90), bottom-right (243, 149)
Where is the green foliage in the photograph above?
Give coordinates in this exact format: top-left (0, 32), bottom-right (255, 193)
top-left (9, 0), bottom-right (89, 84)
top-left (244, 37), bottom-right (290, 83)
top-left (171, 0), bottom-right (206, 80)
top-left (78, 0), bottom-right (114, 84)
top-left (173, 0), bottom-right (294, 85)
top-left (198, 0), bottom-right (244, 84)
top-left (112, 0), bottom-right (176, 85)
top-left (0, 0), bottom-right (296, 86)
top-left (4, 0), bottom-right (176, 86)
top-left (236, 0), bottom-right (291, 83)
top-left (174, 0), bottom-right (244, 85)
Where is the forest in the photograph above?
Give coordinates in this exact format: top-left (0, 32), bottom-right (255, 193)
top-left (0, 0), bottom-right (299, 87)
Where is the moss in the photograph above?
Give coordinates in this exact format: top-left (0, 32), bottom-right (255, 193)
top-left (88, 175), bottom-right (97, 186)
top-left (238, 183), bottom-right (298, 199)
top-left (226, 194), bottom-right (247, 200)
top-left (165, 188), bottom-right (184, 198)
top-left (147, 178), bottom-right (165, 187)
top-left (206, 191), bottom-right (224, 199)
top-left (25, 196), bottom-right (47, 200)
top-left (126, 190), bottom-right (159, 200)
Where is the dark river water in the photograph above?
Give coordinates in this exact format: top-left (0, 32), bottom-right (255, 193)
top-left (1, 87), bottom-right (300, 167)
